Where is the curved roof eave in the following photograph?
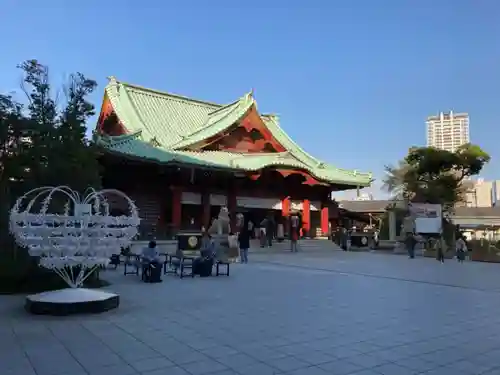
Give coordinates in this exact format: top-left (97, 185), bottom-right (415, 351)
top-left (104, 78), bottom-right (154, 142)
top-left (96, 135), bottom-right (371, 187)
top-left (260, 115), bottom-right (373, 184)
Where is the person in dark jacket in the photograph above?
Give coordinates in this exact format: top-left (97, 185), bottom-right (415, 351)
top-left (266, 214), bottom-right (275, 247)
top-left (434, 237), bottom-right (445, 263)
top-left (239, 217), bottom-right (251, 263)
top-left (259, 217), bottom-right (268, 248)
top-left (290, 214), bottom-right (300, 252)
top-left (193, 231), bottom-right (215, 276)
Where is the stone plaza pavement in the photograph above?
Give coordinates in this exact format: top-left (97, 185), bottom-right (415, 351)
top-left (2, 250), bottom-right (500, 375)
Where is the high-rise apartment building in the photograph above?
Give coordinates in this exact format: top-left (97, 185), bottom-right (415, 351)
top-left (426, 111), bottom-right (470, 152)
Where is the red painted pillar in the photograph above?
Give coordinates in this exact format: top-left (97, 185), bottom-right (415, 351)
top-left (282, 197), bottom-right (290, 217)
top-left (228, 190), bottom-right (237, 232)
top-left (321, 204), bottom-right (329, 236)
top-left (201, 192), bottom-right (211, 231)
top-left (171, 187), bottom-right (182, 231)
top-left (302, 199), bottom-right (310, 236)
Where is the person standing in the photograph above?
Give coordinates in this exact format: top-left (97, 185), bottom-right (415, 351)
top-left (402, 213), bottom-right (416, 259)
top-left (239, 218), bottom-right (251, 264)
top-left (404, 233), bottom-right (417, 259)
top-left (339, 226), bottom-right (348, 250)
top-left (463, 236), bottom-right (470, 261)
top-left (456, 235), bottom-right (468, 263)
top-left (372, 228), bottom-right (380, 249)
top-left (290, 214), bottom-right (299, 252)
top-left (434, 237), bottom-right (445, 263)
top-left (259, 217), bottom-right (268, 248)
top-left (266, 214), bottom-right (275, 247)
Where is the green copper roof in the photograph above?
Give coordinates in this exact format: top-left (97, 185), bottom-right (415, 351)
top-left (169, 93), bottom-right (255, 149)
top-left (96, 134), bottom-right (372, 186)
top-left (100, 78), bottom-right (373, 187)
top-left (105, 78), bottom-right (253, 148)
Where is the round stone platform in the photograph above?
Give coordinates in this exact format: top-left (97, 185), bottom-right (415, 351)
top-left (25, 288), bottom-right (119, 316)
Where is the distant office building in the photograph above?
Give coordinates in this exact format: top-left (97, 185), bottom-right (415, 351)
top-left (463, 178), bottom-right (500, 207)
top-left (426, 111), bottom-right (470, 152)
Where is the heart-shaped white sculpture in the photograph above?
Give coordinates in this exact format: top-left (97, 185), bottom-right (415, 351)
top-left (9, 186), bottom-right (141, 287)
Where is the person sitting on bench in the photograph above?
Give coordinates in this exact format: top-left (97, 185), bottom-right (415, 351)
top-left (193, 231), bottom-right (215, 277)
top-left (141, 241), bottom-right (162, 282)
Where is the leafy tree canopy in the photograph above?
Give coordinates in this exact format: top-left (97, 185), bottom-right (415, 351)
top-left (0, 60), bottom-right (101, 248)
top-left (0, 59), bottom-right (101, 198)
top-left (383, 144), bottom-right (490, 210)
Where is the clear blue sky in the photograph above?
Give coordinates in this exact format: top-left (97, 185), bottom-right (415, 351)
top-left (1, 0), bottom-right (499, 198)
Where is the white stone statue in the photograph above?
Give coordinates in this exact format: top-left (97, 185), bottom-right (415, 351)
top-left (209, 206), bottom-right (231, 235)
top-left (208, 206), bottom-right (239, 259)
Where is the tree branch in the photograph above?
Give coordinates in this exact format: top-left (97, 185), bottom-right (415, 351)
top-left (19, 78), bottom-right (32, 107)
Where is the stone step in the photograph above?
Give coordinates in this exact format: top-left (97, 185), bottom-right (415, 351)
top-left (129, 239), bottom-right (342, 255)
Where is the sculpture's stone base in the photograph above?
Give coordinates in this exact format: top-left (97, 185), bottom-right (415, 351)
top-left (25, 288), bottom-right (119, 316)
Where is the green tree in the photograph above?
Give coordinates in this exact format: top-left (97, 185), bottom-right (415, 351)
top-left (0, 59), bottom-right (101, 252)
top-left (17, 60), bottom-right (102, 191)
top-left (383, 144), bottom-right (490, 211)
top-left (382, 160), bottom-right (411, 200)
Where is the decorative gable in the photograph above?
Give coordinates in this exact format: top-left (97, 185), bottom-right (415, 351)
top-left (97, 94), bottom-right (126, 136)
top-left (198, 106), bottom-right (287, 153)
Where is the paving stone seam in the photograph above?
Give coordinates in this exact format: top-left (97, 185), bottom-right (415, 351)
top-left (251, 260), bottom-right (500, 294)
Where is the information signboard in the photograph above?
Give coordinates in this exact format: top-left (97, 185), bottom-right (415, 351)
top-left (409, 203), bottom-right (442, 234)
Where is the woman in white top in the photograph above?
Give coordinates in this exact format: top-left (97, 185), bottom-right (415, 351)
top-left (455, 235), bottom-right (468, 263)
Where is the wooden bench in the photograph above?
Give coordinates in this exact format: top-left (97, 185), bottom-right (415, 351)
top-left (123, 254), bottom-right (140, 276)
top-left (167, 250), bottom-right (196, 279)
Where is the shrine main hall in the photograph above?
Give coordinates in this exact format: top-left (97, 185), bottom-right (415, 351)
top-left (94, 77), bottom-right (372, 238)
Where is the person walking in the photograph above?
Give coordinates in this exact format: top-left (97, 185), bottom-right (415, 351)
top-left (259, 217), bottom-right (268, 248)
top-left (434, 237), bottom-right (445, 263)
top-left (239, 218), bottom-right (251, 264)
top-left (266, 214), bottom-right (275, 247)
top-left (456, 235), bottom-right (468, 263)
top-left (402, 213), bottom-right (416, 259)
top-left (405, 233), bottom-right (417, 259)
top-left (290, 214), bottom-right (300, 252)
